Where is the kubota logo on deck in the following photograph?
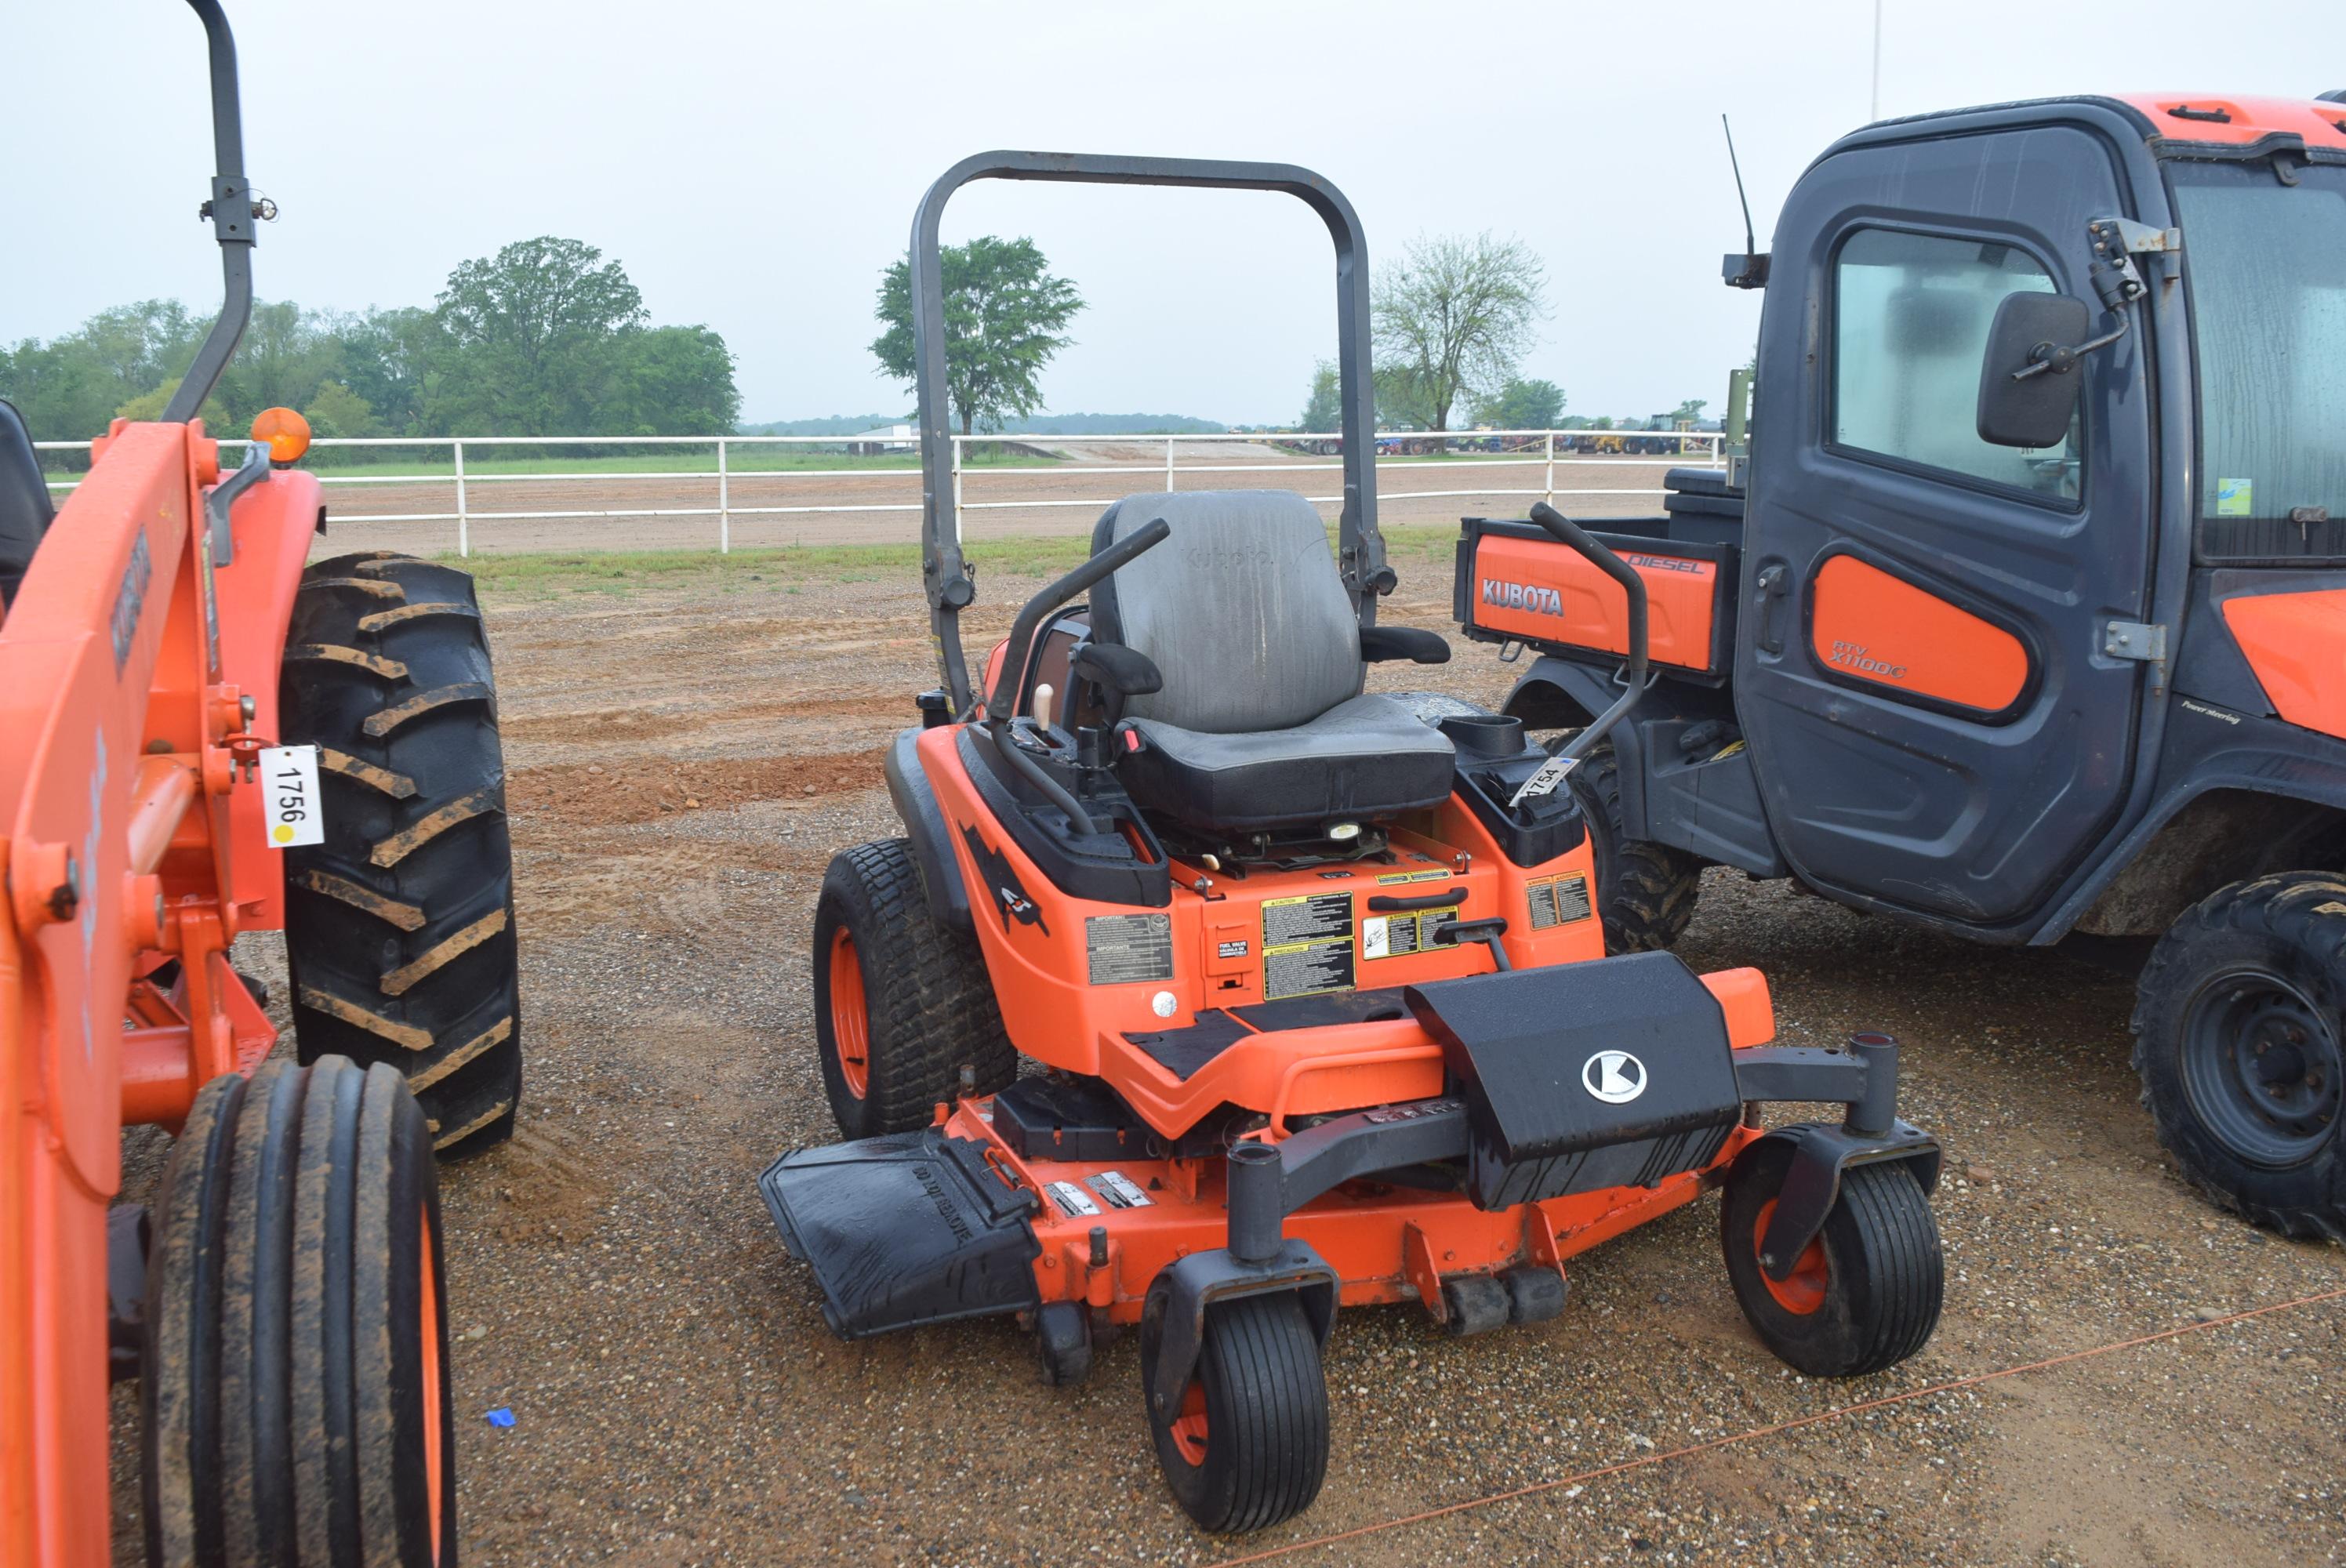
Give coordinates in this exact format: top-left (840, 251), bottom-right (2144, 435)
top-left (1481, 577), bottom-right (1563, 616)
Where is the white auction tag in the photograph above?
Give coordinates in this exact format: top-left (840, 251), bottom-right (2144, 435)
top-left (1507, 751), bottom-right (1579, 810)
top-left (258, 745), bottom-right (325, 848)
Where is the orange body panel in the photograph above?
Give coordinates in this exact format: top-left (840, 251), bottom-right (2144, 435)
top-left (1469, 533), bottom-right (1721, 672)
top-left (2220, 588), bottom-right (2346, 741)
top-left (1, 423), bottom-right (319, 1566)
top-left (2115, 93), bottom-right (2346, 149)
top-left (1809, 554), bottom-right (2030, 713)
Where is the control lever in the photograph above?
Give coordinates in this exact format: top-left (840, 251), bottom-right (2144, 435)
top-left (1526, 503), bottom-right (1650, 765)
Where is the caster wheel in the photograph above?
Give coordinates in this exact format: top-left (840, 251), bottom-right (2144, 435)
top-left (1140, 1287), bottom-right (1328, 1533)
top-left (143, 1056), bottom-right (456, 1566)
top-left (1036, 1301), bottom-right (1092, 1387)
top-left (1440, 1272), bottom-right (1511, 1336)
top-left (1721, 1138), bottom-right (1944, 1377)
top-left (1499, 1265), bottom-right (1568, 1324)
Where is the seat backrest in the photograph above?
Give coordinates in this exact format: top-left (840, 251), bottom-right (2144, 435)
top-left (0, 398), bottom-right (56, 611)
top-left (1090, 490), bottom-right (1362, 735)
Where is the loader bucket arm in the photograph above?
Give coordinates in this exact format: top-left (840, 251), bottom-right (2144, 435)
top-left (907, 151), bottom-right (1385, 713)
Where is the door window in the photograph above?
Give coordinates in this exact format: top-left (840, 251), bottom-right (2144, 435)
top-left (1832, 228), bottom-right (2083, 503)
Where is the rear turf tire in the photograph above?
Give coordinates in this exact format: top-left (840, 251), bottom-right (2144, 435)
top-left (278, 551), bottom-right (520, 1157)
top-left (2133, 873), bottom-right (2346, 1240)
top-left (812, 837), bottom-right (1015, 1138)
top-left (1720, 1138), bottom-right (1943, 1377)
top-left (1561, 739), bottom-right (1704, 953)
top-left (143, 1056), bottom-right (456, 1567)
top-left (1140, 1289), bottom-right (1329, 1534)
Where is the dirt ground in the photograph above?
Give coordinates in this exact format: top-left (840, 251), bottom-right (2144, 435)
top-left (306, 451), bottom-right (1692, 557)
top-left (111, 539), bottom-right (2345, 1566)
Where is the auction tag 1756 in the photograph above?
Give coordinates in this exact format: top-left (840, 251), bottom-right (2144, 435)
top-left (258, 745), bottom-right (325, 848)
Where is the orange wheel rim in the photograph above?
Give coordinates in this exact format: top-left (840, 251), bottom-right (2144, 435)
top-left (828, 927), bottom-right (870, 1098)
top-left (419, 1209), bottom-right (445, 1563)
top-left (1752, 1199), bottom-right (1829, 1316)
top-left (1170, 1378), bottom-right (1209, 1465)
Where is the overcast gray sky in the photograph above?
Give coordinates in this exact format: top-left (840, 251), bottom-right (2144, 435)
top-left (13, 1), bottom-right (2344, 428)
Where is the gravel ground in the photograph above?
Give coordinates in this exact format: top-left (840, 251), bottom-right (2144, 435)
top-left (111, 543), bottom-right (2346, 1566)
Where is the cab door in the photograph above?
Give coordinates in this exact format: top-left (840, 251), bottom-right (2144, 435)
top-left (1733, 124), bottom-right (2154, 928)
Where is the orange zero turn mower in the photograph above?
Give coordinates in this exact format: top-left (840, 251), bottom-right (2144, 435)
top-left (762, 154), bottom-right (1947, 1534)
top-left (2, 5), bottom-right (520, 1563)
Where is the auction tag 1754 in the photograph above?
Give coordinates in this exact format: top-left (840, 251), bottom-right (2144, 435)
top-left (258, 744), bottom-right (325, 848)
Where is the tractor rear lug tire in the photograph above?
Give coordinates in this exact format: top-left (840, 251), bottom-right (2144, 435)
top-left (1558, 738), bottom-right (1705, 953)
top-left (2133, 874), bottom-right (2346, 1240)
top-left (278, 551), bottom-right (520, 1158)
top-left (143, 1055), bottom-right (456, 1567)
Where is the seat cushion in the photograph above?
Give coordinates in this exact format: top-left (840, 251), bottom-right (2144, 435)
top-left (1121, 692), bottom-right (1455, 833)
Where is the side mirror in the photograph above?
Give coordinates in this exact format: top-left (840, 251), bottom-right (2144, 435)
top-left (1977, 292), bottom-right (2091, 448)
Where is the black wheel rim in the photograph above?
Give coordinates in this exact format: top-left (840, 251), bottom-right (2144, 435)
top-left (2181, 968), bottom-right (2342, 1167)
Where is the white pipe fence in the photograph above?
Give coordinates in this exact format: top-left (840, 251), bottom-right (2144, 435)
top-left (35, 429), bottom-right (1725, 557)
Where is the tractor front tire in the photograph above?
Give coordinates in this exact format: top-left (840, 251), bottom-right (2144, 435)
top-left (143, 1057), bottom-right (456, 1567)
top-left (2134, 874), bottom-right (2346, 1240)
top-left (1561, 739), bottom-right (1704, 953)
top-left (278, 551), bottom-right (520, 1157)
top-left (812, 837), bottom-right (1015, 1138)
top-left (1140, 1288), bottom-right (1329, 1534)
top-left (1721, 1138), bottom-right (1944, 1377)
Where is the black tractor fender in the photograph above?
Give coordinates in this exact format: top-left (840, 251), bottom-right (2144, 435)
top-left (1737, 1121), bottom-right (1942, 1283)
top-left (884, 728), bottom-right (973, 933)
top-left (2038, 706), bottom-right (2346, 943)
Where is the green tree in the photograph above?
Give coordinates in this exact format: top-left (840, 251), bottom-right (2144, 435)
top-left (436, 237), bottom-right (647, 433)
top-left (303, 379), bottom-right (378, 439)
top-left (1297, 360), bottom-right (1340, 431)
top-left (1473, 377), bottom-right (1566, 430)
top-left (602, 325), bottom-right (740, 437)
top-left (1371, 234), bottom-right (1546, 433)
top-left (1373, 365), bottom-right (1436, 430)
top-left (1670, 397), bottom-right (1709, 426)
top-left (870, 237), bottom-right (1082, 435)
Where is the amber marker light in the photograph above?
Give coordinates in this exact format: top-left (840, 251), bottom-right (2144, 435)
top-left (251, 406), bottom-right (311, 466)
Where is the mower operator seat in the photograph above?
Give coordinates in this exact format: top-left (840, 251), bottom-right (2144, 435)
top-left (1088, 490), bottom-right (1454, 835)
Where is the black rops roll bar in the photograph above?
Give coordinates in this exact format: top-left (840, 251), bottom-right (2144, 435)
top-left (164, 0), bottom-right (260, 425)
top-left (1527, 502), bottom-right (1647, 763)
top-left (908, 151), bottom-right (1387, 714)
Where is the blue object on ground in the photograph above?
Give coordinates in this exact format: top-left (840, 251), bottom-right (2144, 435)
top-left (485, 1406), bottom-right (516, 1428)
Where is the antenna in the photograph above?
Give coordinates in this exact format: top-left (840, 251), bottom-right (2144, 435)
top-left (1720, 116), bottom-right (1768, 290)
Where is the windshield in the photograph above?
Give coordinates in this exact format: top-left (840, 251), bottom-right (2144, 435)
top-left (2171, 161), bottom-right (2346, 536)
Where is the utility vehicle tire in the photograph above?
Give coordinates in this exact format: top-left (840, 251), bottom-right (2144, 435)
top-left (278, 551), bottom-right (519, 1158)
top-left (2133, 874), bottom-right (2346, 1240)
top-left (1721, 1138), bottom-right (1943, 1377)
top-left (1555, 738), bottom-right (1704, 953)
top-left (1140, 1289), bottom-right (1329, 1534)
top-left (812, 837), bottom-right (1015, 1138)
top-left (143, 1056), bottom-right (456, 1567)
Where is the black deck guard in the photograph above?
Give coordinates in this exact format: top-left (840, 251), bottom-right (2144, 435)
top-left (1405, 951), bottom-right (1743, 1209)
top-left (759, 1130), bottom-right (1041, 1338)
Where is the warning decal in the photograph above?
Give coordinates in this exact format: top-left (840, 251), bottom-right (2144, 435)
top-left (1087, 913), bottom-right (1175, 985)
top-left (1375, 869), bottom-right (1454, 885)
top-left (1362, 902), bottom-right (1460, 960)
top-left (1528, 873), bottom-right (1594, 930)
top-left (1262, 891), bottom-right (1356, 1000)
top-left (1046, 1180), bottom-right (1101, 1218)
top-left (1085, 1170), bottom-right (1153, 1208)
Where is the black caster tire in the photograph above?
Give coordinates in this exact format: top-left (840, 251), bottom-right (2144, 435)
top-left (2133, 874), bottom-right (2346, 1240)
top-left (280, 551), bottom-right (520, 1157)
top-left (1440, 1272), bottom-right (1511, 1336)
top-left (1140, 1288), bottom-right (1328, 1533)
top-left (143, 1055), bottom-right (457, 1566)
top-left (812, 838), bottom-right (1015, 1138)
top-left (1036, 1301), bottom-right (1092, 1387)
top-left (1720, 1138), bottom-right (1943, 1377)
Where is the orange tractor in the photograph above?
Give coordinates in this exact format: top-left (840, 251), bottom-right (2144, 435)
top-left (2, 5), bottom-right (519, 1563)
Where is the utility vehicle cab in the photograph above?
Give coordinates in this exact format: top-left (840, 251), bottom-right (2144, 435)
top-left (1469, 93), bottom-right (2346, 1238)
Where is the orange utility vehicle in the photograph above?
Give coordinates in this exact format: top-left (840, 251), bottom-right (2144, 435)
top-left (762, 154), bottom-right (1947, 1534)
top-left (2, 5), bottom-right (518, 1563)
top-left (1465, 93), bottom-right (2346, 1239)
